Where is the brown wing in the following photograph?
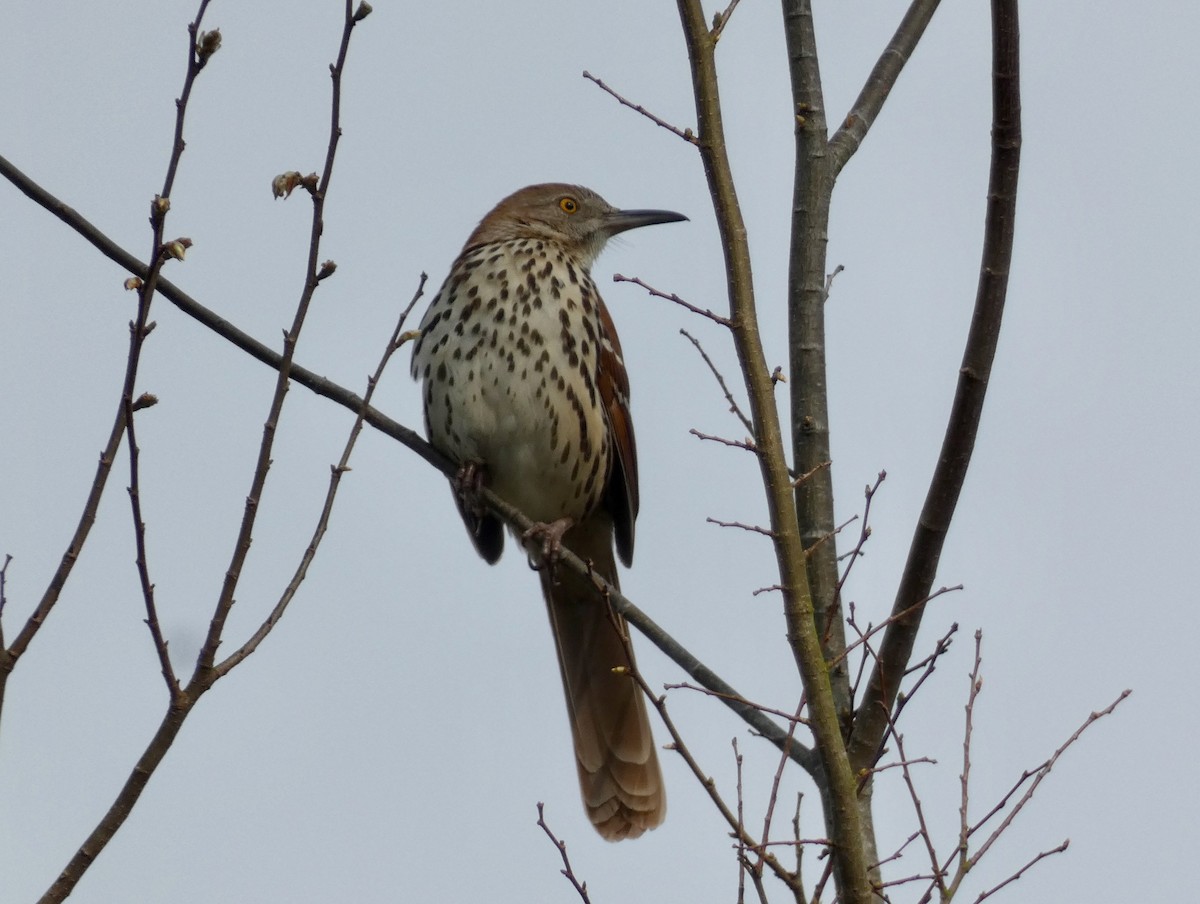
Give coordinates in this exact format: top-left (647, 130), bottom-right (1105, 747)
top-left (595, 293), bottom-right (638, 567)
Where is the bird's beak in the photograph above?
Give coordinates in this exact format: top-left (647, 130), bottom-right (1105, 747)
top-left (605, 208), bottom-right (689, 236)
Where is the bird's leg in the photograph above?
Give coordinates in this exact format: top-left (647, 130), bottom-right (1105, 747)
top-left (454, 460), bottom-right (488, 519)
top-left (522, 516), bottom-right (575, 571)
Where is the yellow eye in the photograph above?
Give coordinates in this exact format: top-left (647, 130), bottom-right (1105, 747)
top-left (559, 197), bottom-right (578, 214)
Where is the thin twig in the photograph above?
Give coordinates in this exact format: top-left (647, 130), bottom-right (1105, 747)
top-left (759, 699), bottom-right (806, 871)
top-left (791, 794), bottom-right (806, 895)
top-left (126, 398), bottom-right (179, 697)
top-left (664, 682), bottom-right (809, 727)
top-left (680, 327), bottom-right (754, 433)
top-left (582, 71), bottom-right (698, 144)
top-left (614, 273), bottom-right (731, 325)
top-left (872, 830), bottom-right (922, 872)
top-left (710, 0), bottom-right (743, 42)
top-left (0, 554), bottom-right (11, 647)
top-left (790, 459), bottom-right (831, 488)
top-left (37, 1), bottom-right (217, 897)
top-left (956, 631), bottom-right (984, 876)
top-left (856, 620), bottom-right (960, 791)
top-left (802, 513), bottom-right (858, 560)
top-left (885, 716), bottom-right (947, 897)
top-left (35, 8), bottom-right (370, 902)
top-left (193, 0), bottom-right (360, 681)
top-left (833, 472), bottom-right (886, 601)
top-left (535, 804), bottom-right (592, 904)
top-left (734, 738), bottom-right (750, 904)
top-left (215, 274), bottom-right (427, 676)
top-left (626, 665), bottom-right (804, 894)
top-left (691, 428), bottom-right (757, 452)
top-left (967, 690), bottom-right (1130, 866)
top-left (971, 840), bottom-right (1070, 903)
top-left (706, 517), bottom-right (775, 537)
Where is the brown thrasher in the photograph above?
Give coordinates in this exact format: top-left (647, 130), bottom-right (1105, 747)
top-left (411, 184), bottom-right (685, 840)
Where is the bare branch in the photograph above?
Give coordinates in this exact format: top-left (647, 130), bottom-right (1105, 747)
top-left (849, 0), bottom-right (1022, 774)
top-left (691, 428), bottom-right (758, 453)
top-left (828, 0), bottom-right (943, 174)
top-left (790, 459), bottom-right (831, 488)
top-left (707, 517), bottom-right (775, 537)
top-left (968, 690), bottom-right (1130, 867)
top-left (833, 472), bottom-right (886, 602)
top-left (734, 738), bottom-right (751, 904)
top-left (956, 631), bottom-right (985, 877)
top-left (125, 408), bottom-right (179, 697)
top-left (37, 0), bottom-right (218, 895)
top-left (780, 0), bottom-right (855, 727)
top-left (759, 700), bottom-right (807, 870)
top-left (664, 682), bottom-right (809, 727)
top-left (886, 719), bottom-right (947, 898)
top-left (680, 327), bottom-right (754, 433)
top-left (0, 555), bottom-right (11, 650)
top-left (193, 0), bottom-right (363, 681)
top-left (614, 273), bottom-right (731, 326)
top-left (535, 804), bottom-right (592, 904)
top-left (582, 70), bottom-right (697, 144)
top-left (34, 7), bottom-right (372, 900)
top-left (215, 274), bottom-right (427, 676)
top-left (680, 2), bottom-right (871, 896)
top-left (710, 0), bottom-right (744, 43)
top-left (971, 840), bottom-right (1070, 903)
top-left (626, 662), bottom-right (803, 894)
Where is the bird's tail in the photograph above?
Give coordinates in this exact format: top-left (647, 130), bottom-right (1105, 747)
top-left (539, 513), bottom-right (665, 840)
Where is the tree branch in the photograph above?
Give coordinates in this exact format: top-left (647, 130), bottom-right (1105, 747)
top-left (0, 156), bottom-right (817, 777)
top-left (780, 0), bottom-right (854, 725)
top-left (681, 2), bottom-right (872, 901)
top-left (828, 0), bottom-right (943, 175)
top-left (848, 0), bottom-right (1022, 773)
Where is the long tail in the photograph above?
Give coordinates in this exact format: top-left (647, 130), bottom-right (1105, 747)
top-left (539, 512), bottom-right (665, 840)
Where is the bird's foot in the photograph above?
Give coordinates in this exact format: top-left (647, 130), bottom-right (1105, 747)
top-left (522, 517), bottom-right (575, 570)
top-left (453, 461), bottom-right (488, 518)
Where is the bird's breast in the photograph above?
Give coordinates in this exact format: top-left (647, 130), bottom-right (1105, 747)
top-left (412, 240), bottom-right (612, 523)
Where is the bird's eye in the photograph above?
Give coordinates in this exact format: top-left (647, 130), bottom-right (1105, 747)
top-left (559, 197), bottom-right (578, 214)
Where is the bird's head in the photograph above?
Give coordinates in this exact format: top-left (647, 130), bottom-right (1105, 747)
top-left (465, 183), bottom-right (687, 268)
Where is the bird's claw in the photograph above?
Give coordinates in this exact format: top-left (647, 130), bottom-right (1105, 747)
top-left (454, 461), bottom-right (488, 518)
top-left (523, 517), bottom-right (575, 570)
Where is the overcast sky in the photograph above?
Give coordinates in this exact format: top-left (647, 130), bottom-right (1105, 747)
top-left (2, 1), bottom-right (1196, 902)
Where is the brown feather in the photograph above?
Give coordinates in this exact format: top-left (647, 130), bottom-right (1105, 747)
top-left (541, 512), bottom-right (665, 840)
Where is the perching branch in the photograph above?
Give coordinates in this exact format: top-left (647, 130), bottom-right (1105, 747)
top-left (0, 144), bottom-right (819, 780)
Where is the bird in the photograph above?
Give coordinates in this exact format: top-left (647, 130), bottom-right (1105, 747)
top-left (410, 183), bottom-right (686, 840)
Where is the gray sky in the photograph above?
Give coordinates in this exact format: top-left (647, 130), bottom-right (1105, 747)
top-left (2, 1), bottom-right (1195, 901)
